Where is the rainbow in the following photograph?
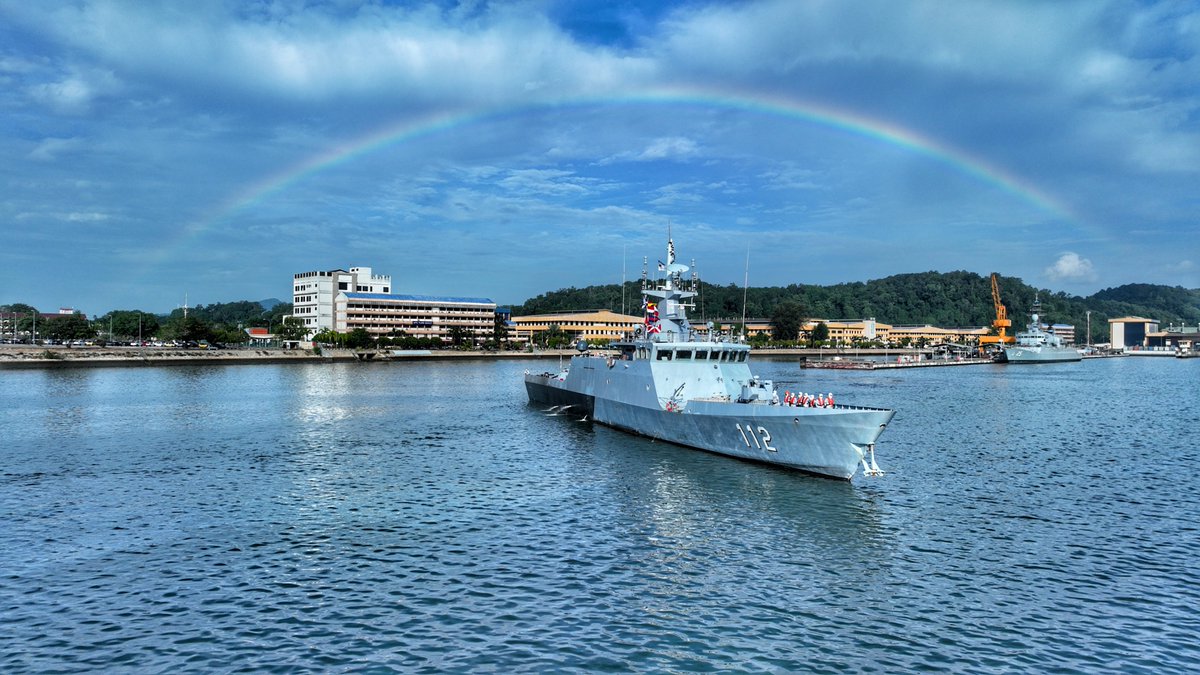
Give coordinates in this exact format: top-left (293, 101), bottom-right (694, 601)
top-left (162, 87), bottom-right (1080, 263)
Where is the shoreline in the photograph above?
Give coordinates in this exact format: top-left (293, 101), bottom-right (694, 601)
top-left (0, 346), bottom-right (585, 370)
top-left (0, 345), bottom-right (931, 370)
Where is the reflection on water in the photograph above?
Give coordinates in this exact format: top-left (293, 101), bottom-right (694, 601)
top-left (1, 358), bottom-right (1198, 672)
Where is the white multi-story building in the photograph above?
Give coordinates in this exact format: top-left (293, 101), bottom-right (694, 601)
top-left (292, 266), bottom-right (497, 343)
top-left (336, 292), bottom-right (496, 342)
top-left (292, 267), bottom-right (392, 335)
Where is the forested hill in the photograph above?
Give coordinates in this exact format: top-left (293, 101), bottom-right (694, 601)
top-left (160, 299), bottom-right (294, 326)
top-left (512, 272), bottom-right (1200, 343)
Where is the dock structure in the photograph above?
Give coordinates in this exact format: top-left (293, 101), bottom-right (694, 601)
top-left (804, 357), bottom-right (994, 370)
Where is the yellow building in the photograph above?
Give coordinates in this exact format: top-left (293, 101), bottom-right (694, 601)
top-left (800, 318), bottom-right (989, 346)
top-left (731, 319), bottom-right (772, 337)
top-left (511, 310), bottom-right (643, 343)
top-left (885, 324), bottom-right (990, 345)
top-left (804, 318), bottom-right (889, 344)
top-left (512, 311), bottom-right (991, 347)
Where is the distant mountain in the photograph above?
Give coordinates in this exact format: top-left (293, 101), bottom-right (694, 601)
top-left (514, 274), bottom-right (1200, 343)
top-left (258, 298), bottom-right (285, 310)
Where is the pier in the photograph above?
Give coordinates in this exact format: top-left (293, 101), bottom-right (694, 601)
top-left (803, 357), bottom-right (995, 370)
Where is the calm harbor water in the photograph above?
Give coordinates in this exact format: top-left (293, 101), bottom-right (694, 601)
top-left (2, 356), bottom-right (1198, 673)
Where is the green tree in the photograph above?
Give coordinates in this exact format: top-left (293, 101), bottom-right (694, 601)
top-left (493, 313), bottom-right (509, 345)
top-left (2, 302), bottom-right (38, 321)
top-left (101, 310), bottom-right (160, 341)
top-left (2, 304), bottom-right (40, 337)
top-left (447, 325), bottom-right (469, 347)
top-left (346, 328), bottom-right (374, 349)
top-left (44, 313), bottom-right (96, 342)
top-left (169, 300), bottom-right (295, 328)
top-left (536, 324), bottom-right (569, 348)
top-left (275, 316), bottom-right (309, 343)
top-left (210, 325), bottom-right (249, 345)
top-left (161, 315), bottom-right (212, 342)
top-left (264, 303), bottom-right (295, 328)
top-left (809, 321), bottom-right (830, 347)
top-left (312, 329), bottom-right (345, 346)
top-left (770, 300), bottom-right (805, 342)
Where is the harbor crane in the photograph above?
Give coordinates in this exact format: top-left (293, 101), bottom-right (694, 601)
top-left (978, 272), bottom-right (1015, 348)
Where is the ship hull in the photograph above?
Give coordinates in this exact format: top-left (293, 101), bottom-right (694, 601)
top-left (527, 371), bottom-right (893, 480)
top-left (1001, 346), bottom-right (1082, 363)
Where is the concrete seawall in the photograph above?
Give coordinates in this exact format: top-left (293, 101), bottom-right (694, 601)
top-left (0, 345), bottom-right (937, 370)
top-left (0, 346), bottom-right (589, 370)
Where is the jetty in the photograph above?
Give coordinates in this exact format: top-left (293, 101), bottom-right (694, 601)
top-left (804, 356), bottom-right (994, 370)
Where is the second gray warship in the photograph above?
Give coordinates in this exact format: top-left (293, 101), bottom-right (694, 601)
top-left (525, 238), bottom-right (895, 480)
top-left (1001, 296), bottom-right (1082, 364)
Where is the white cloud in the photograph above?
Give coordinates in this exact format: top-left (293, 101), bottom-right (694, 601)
top-left (657, 0), bottom-right (1103, 83)
top-left (1045, 252), bottom-right (1097, 282)
top-left (638, 137), bottom-right (699, 160)
top-left (648, 182), bottom-right (708, 206)
top-left (759, 166), bottom-right (825, 191)
top-left (497, 169), bottom-right (591, 196)
top-left (65, 211), bottom-right (110, 222)
top-left (28, 137), bottom-right (82, 162)
top-left (30, 76), bottom-right (96, 115)
top-left (6, 2), bottom-right (657, 107)
top-left (599, 136), bottom-right (701, 165)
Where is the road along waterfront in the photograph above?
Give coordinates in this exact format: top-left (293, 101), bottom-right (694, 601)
top-left (1, 356), bottom-right (1197, 672)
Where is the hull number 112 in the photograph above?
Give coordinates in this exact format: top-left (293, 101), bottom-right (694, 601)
top-left (737, 424), bottom-right (777, 452)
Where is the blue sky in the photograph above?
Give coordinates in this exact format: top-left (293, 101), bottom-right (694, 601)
top-left (1, 0), bottom-right (1197, 315)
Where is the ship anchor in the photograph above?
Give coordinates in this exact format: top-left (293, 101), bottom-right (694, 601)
top-left (861, 443), bottom-right (885, 477)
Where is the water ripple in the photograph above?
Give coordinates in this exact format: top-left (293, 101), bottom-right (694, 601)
top-left (1, 359), bottom-right (1198, 672)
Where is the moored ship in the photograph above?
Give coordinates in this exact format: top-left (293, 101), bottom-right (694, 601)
top-left (1000, 296), bottom-right (1082, 364)
top-left (524, 237), bottom-right (895, 480)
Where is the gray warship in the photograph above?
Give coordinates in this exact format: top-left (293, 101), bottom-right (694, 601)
top-left (524, 238), bottom-right (895, 480)
top-left (1001, 296), bottom-right (1082, 364)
